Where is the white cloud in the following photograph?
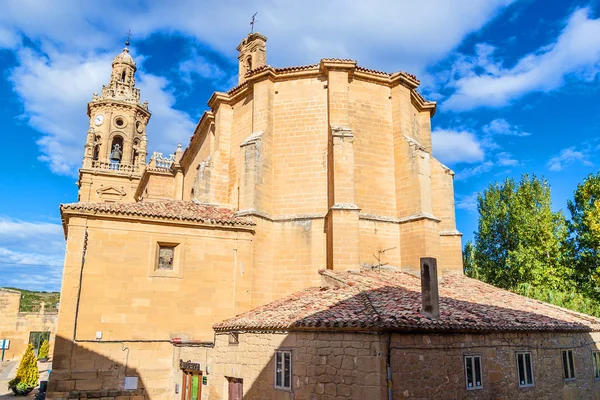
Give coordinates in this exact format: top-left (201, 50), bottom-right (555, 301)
top-left (456, 192), bottom-right (479, 212)
top-left (496, 151), bottom-right (520, 167)
top-left (443, 7), bottom-right (600, 111)
top-left (137, 73), bottom-right (197, 155)
top-left (432, 129), bottom-right (485, 165)
top-left (455, 161), bottom-right (494, 181)
top-left (0, 0), bottom-right (517, 74)
top-left (483, 118), bottom-right (530, 136)
top-left (547, 147), bottom-right (593, 171)
top-left (178, 49), bottom-right (226, 85)
top-left (0, 217), bottom-right (65, 291)
top-left (9, 47), bottom-right (196, 175)
top-left (0, 0), bottom-right (519, 174)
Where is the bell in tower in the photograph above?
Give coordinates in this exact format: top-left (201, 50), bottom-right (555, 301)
top-left (110, 143), bottom-right (123, 163)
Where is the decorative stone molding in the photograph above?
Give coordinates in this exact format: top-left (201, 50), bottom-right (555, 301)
top-left (397, 212), bottom-right (441, 224)
top-left (403, 135), bottom-right (426, 152)
top-left (331, 126), bottom-right (354, 142)
top-left (240, 131), bottom-right (263, 147)
top-left (440, 230), bottom-right (463, 237)
top-left (330, 203), bottom-right (361, 211)
top-left (236, 209), bottom-right (325, 222)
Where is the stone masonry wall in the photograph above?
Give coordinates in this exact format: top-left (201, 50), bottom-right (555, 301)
top-left (210, 331), bottom-right (386, 400)
top-left (0, 288), bottom-right (57, 361)
top-left (391, 331), bottom-right (600, 400)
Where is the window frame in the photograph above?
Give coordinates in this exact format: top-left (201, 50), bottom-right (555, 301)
top-left (562, 349), bottom-right (576, 381)
top-left (516, 351), bottom-right (534, 387)
top-left (464, 355), bottom-right (483, 390)
top-left (274, 350), bottom-right (292, 391)
top-left (593, 351), bottom-right (600, 380)
top-left (149, 240), bottom-right (184, 278)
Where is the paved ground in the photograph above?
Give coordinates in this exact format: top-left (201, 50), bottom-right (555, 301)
top-left (0, 360), bottom-right (17, 398)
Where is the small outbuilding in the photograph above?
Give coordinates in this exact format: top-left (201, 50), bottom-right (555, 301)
top-left (210, 267), bottom-right (600, 400)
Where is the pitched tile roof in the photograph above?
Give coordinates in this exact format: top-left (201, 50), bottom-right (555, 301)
top-left (61, 201), bottom-right (255, 227)
top-left (214, 270), bottom-right (600, 333)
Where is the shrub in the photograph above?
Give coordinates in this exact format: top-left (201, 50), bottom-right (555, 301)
top-left (38, 340), bottom-right (49, 359)
top-left (8, 344), bottom-right (39, 389)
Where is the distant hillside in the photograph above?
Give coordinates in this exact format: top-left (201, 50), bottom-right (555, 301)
top-left (2, 287), bottom-right (60, 312)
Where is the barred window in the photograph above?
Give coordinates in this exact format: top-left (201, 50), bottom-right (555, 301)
top-left (465, 355), bottom-right (483, 390)
top-left (593, 351), bottom-right (600, 380)
top-left (275, 351), bottom-right (291, 390)
top-left (562, 349), bottom-right (575, 380)
top-left (157, 245), bottom-right (175, 270)
top-left (516, 352), bottom-right (534, 387)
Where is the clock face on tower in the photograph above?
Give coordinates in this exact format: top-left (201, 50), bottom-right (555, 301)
top-left (94, 114), bottom-right (104, 126)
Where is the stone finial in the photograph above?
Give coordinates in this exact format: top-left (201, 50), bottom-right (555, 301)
top-left (175, 143), bottom-right (184, 163)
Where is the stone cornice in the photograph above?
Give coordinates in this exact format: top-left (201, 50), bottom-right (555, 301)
top-left (240, 131), bottom-right (263, 147)
top-left (180, 111), bottom-right (215, 169)
top-left (206, 60), bottom-right (435, 116)
top-left (87, 98), bottom-right (151, 119)
top-left (440, 230), bottom-right (463, 237)
top-left (397, 212), bottom-right (441, 224)
top-left (236, 209), bottom-right (325, 222)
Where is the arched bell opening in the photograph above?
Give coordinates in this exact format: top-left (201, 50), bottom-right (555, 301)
top-left (109, 136), bottom-right (124, 167)
top-left (132, 138), bottom-right (140, 165)
top-left (93, 145), bottom-right (100, 161)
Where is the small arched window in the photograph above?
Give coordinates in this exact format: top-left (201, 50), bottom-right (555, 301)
top-left (245, 56), bottom-right (252, 73)
top-left (93, 145), bottom-right (100, 161)
top-left (110, 136), bottom-right (124, 163)
top-left (121, 70), bottom-right (126, 82)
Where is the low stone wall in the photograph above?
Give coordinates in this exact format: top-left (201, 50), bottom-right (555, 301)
top-left (0, 289), bottom-right (57, 361)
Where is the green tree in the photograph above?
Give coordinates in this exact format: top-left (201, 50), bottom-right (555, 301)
top-left (463, 240), bottom-right (478, 278)
top-left (38, 339), bottom-right (50, 359)
top-left (472, 174), bottom-right (569, 290)
top-left (567, 172), bottom-right (600, 298)
top-left (8, 343), bottom-right (39, 389)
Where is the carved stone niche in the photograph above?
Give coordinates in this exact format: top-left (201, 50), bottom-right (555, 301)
top-left (96, 185), bottom-right (126, 203)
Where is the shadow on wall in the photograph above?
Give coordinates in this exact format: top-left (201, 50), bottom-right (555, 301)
top-left (47, 335), bottom-right (147, 399)
top-left (220, 281), bottom-right (599, 400)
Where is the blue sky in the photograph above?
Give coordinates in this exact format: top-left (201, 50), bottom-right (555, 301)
top-left (0, 0), bottom-right (599, 291)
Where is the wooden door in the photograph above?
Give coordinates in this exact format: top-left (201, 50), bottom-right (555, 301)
top-left (228, 378), bottom-right (243, 400)
top-left (181, 371), bottom-right (202, 400)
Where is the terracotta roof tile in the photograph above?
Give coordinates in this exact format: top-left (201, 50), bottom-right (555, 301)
top-left (214, 270), bottom-right (600, 332)
top-left (274, 64), bottom-right (319, 73)
top-left (61, 201), bottom-right (254, 227)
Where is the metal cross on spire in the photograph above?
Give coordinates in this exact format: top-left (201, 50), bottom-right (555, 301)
top-left (250, 12), bottom-right (258, 33)
top-left (125, 30), bottom-right (133, 47)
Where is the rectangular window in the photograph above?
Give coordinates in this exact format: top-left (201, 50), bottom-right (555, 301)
top-left (464, 355), bottom-right (483, 390)
top-left (562, 349), bottom-right (575, 380)
top-left (28, 331), bottom-right (50, 357)
top-left (275, 350), bottom-right (292, 390)
top-left (593, 352), bottom-right (600, 380)
top-left (516, 352), bottom-right (534, 387)
top-left (157, 245), bottom-right (175, 270)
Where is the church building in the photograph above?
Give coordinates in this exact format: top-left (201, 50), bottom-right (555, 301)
top-left (46, 33), bottom-right (600, 400)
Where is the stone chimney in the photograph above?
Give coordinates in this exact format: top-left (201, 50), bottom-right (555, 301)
top-left (420, 257), bottom-right (440, 319)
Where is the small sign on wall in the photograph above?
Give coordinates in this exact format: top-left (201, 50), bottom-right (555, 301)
top-left (202, 376), bottom-right (207, 385)
top-left (124, 376), bottom-right (138, 390)
top-left (1, 339), bottom-right (9, 349)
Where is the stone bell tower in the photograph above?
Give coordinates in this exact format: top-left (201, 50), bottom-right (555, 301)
top-left (237, 32), bottom-right (267, 84)
top-left (77, 42), bottom-right (151, 203)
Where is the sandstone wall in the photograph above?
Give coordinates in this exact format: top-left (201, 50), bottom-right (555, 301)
top-left (48, 216), bottom-right (254, 399)
top-left (0, 288), bottom-right (58, 361)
